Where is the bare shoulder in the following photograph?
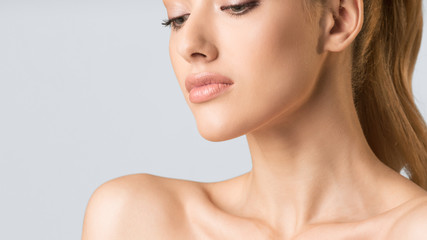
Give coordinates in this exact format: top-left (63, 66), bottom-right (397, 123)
top-left (386, 196), bottom-right (427, 240)
top-left (82, 173), bottom-right (204, 240)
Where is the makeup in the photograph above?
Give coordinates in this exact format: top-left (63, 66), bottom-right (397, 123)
top-left (185, 72), bottom-right (234, 103)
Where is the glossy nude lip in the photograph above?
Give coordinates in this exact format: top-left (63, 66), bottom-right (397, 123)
top-left (185, 72), bottom-right (234, 103)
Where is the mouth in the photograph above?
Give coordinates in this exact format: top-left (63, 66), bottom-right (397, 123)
top-left (185, 72), bottom-right (234, 103)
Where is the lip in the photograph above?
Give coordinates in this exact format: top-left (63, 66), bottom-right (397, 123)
top-left (185, 72), bottom-right (234, 103)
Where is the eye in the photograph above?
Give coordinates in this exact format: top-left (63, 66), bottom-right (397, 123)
top-left (161, 14), bottom-right (190, 31)
top-left (161, 1), bottom-right (260, 31)
top-left (220, 1), bottom-right (260, 16)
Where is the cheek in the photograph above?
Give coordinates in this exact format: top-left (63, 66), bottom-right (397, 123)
top-left (221, 6), bottom-right (321, 132)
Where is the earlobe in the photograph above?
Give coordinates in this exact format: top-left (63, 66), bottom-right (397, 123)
top-left (323, 0), bottom-right (364, 52)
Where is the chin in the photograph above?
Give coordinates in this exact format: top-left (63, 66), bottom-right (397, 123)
top-left (195, 117), bottom-right (245, 142)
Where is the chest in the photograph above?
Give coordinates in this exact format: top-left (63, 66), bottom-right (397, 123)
top-left (182, 217), bottom-right (394, 240)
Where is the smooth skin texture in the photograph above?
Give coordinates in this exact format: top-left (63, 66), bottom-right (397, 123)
top-left (82, 0), bottom-right (427, 239)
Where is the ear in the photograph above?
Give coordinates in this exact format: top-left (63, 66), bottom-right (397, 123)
top-left (322, 0), bottom-right (364, 52)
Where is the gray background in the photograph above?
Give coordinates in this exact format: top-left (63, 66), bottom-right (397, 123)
top-left (0, 1), bottom-right (425, 239)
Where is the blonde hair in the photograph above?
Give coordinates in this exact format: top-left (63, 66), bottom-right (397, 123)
top-left (309, 0), bottom-right (427, 189)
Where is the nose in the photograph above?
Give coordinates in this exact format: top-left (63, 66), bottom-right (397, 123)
top-left (177, 13), bottom-right (219, 64)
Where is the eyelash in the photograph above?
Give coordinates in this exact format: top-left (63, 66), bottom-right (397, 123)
top-left (161, 1), bottom-right (260, 31)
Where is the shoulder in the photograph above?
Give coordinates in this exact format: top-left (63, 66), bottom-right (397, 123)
top-left (82, 173), bottom-right (200, 240)
top-left (386, 196), bottom-right (427, 240)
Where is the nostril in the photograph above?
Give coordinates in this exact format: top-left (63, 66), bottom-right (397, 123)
top-left (191, 52), bottom-right (207, 58)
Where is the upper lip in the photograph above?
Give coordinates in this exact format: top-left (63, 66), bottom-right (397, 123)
top-left (185, 72), bottom-right (234, 93)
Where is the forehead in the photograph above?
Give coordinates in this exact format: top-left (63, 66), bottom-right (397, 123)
top-left (162, 0), bottom-right (190, 8)
top-left (162, 0), bottom-right (189, 5)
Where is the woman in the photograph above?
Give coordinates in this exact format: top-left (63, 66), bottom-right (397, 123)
top-left (82, 0), bottom-right (427, 239)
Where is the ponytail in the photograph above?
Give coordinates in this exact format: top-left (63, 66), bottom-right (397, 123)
top-left (352, 0), bottom-right (427, 189)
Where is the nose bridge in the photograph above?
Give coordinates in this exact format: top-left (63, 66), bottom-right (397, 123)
top-left (178, 6), bottom-right (218, 63)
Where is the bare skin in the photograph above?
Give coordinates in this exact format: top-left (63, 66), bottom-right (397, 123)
top-left (82, 0), bottom-right (427, 239)
top-left (82, 173), bottom-right (427, 239)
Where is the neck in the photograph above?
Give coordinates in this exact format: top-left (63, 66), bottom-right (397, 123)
top-left (237, 54), bottom-right (400, 236)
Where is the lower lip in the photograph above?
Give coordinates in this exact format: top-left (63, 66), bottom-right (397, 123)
top-left (189, 83), bottom-right (233, 103)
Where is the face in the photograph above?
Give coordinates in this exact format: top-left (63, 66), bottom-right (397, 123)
top-left (163, 0), bottom-right (324, 142)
